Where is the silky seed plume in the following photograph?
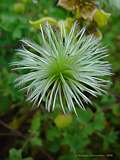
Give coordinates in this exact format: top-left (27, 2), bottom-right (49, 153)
top-left (11, 22), bottom-right (111, 115)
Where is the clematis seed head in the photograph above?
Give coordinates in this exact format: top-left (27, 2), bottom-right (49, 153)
top-left (11, 22), bottom-right (111, 115)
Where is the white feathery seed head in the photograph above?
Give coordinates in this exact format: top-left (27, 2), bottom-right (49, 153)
top-left (11, 22), bottom-right (111, 115)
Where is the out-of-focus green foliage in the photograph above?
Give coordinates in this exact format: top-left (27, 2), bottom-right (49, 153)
top-left (0, 0), bottom-right (120, 159)
top-left (9, 148), bottom-right (33, 160)
top-left (29, 111), bottom-right (42, 146)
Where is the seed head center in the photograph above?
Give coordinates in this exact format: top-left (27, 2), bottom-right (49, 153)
top-left (48, 55), bottom-right (73, 78)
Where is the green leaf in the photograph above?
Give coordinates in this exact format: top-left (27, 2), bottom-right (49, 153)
top-left (30, 137), bottom-right (42, 146)
top-left (78, 109), bottom-right (93, 123)
top-left (63, 133), bottom-right (90, 152)
top-left (29, 111), bottom-right (41, 134)
top-left (12, 28), bottom-right (22, 39)
top-left (47, 127), bottom-right (60, 141)
top-left (100, 95), bottom-right (116, 106)
top-left (93, 111), bottom-right (105, 131)
top-left (82, 125), bottom-right (95, 137)
top-left (9, 148), bottom-right (33, 160)
top-left (29, 111), bottom-right (42, 146)
top-left (9, 148), bottom-right (22, 160)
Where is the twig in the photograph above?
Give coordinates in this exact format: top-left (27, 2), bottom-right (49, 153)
top-left (0, 119), bottom-right (26, 139)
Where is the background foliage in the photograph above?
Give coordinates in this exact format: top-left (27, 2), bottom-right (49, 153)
top-left (0, 0), bottom-right (120, 159)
